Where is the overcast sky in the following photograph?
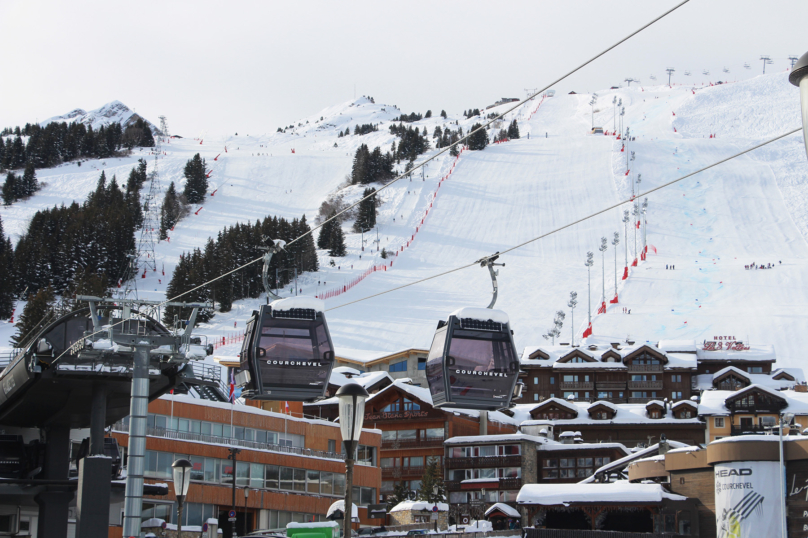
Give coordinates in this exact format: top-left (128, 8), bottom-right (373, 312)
top-left (1, 0), bottom-right (806, 137)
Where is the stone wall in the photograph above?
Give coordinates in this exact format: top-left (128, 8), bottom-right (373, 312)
top-left (389, 509), bottom-right (448, 530)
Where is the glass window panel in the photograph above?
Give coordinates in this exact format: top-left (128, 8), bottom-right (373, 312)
top-left (307, 470), bottom-right (320, 494)
top-left (222, 425), bottom-right (231, 438)
top-left (543, 459), bottom-right (558, 468)
top-left (361, 487), bottom-right (373, 506)
top-left (293, 469), bottom-right (306, 492)
top-left (410, 457), bottom-right (424, 467)
top-left (426, 428), bottom-right (444, 439)
top-left (321, 472), bottom-right (333, 495)
top-left (190, 456), bottom-right (205, 481)
top-left (478, 445), bottom-right (496, 457)
top-left (212, 423), bottom-right (223, 437)
top-left (201, 422), bottom-right (211, 436)
top-left (381, 458), bottom-right (395, 468)
top-left (236, 461), bottom-right (250, 487)
top-left (178, 419), bottom-right (189, 432)
top-left (145, 450), bottom-right (157, 474)
top-left (250, 463), bottom-right (264, 488)
top-left (221, 460), bottom-right (234, 485)
top-left (280, 467), bottom-right (294, 490)
top-left (190, 421), bottom-right (201, 434)
top-left (156, 452), bottom-right (172, 478)
top-left (499, 445), bottom-right (521, 456)
top-left (265, 465), bottom-right (279, 489)
top-left (543, 470), bottom-right (559, 479)
top-left (560, 459), bottom-right (574, 468)
top-left (333, 473), bottom-right (345, 496)
top-left (267, 431), bottom-right (278, 445)
top-left (155, 415), bottom-right (167, 430)
top-left (382, 430), bottom-right (397, 441)
top-left (255, 430), bottom-right (267, 444)
top-left (186, 503), bottom-right (203, 527)
top-left (478, 468), bottom-right (497, 479)
top-left (397, 430), bottom-right (416, 440)
top-left (235, 427), bottom-right (245, 441)
top-left (449, 492), bottom-right (467, 503)
top-left (449, 469), bottom-right (466, 481)
top-left (167, 417), bottom-right (178, 431)
top-left (204, 458), bottom-right (217, 482)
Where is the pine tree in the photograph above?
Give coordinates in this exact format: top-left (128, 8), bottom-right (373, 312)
top-left (507, 119), bottom-right (520, 139)
top-left (417, 457), bottom-right (446, 503)
top-left (0, 216), bottom-right (15, 319)
top-left (440, 110), bottom-right (447, 119)
top-left (353, 188), bottom-right (377, 232)
top-left (468, 123), bottom-right (489, 151)
top-left (2, 173), bottom-right (17, 205)
top-left (160, 182), bottom-right (184, 239)
top-left (183, 153), bottom-right (208, 203)
top-left (12, 287), bottom-right (55, 348)
top-left (21, 162), bottom-right (37, 197)
top-left (387, 482), bottom-right (410, 511)
top-left (318, 210), bottom-right (338, 250)
top-left (425, 110), bottom-right (432, 118)
top-left (328, 223), bottom-right (346, 257)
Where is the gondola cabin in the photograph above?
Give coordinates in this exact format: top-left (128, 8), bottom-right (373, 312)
top-left (425, 307), bottom-right (519, 411)
top-left (239, 297), bottom-right (335, 402)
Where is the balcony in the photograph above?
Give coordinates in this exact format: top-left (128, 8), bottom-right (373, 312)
top-left (382, 466), bottom-right (425, 478)
top-left (628, 381), bottom-right (663, 390)
top-left (595, 382), bottom-right (626, 390)
top-left (444, 478), bottom-right (522, 491)
top-left (382, 436), bottom-right (446, 449)
top-left (445, 455), bottom-right (522, 469)
top-left (560, 382), bottom-right (594, 390)
top-left (627, 364), bottom-right (663, 372)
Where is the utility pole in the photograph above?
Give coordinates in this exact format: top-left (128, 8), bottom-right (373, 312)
top-left (373, 227), bottom-right (380, 252)
top-left (567, 292), bottom-right (578, 346)
top-left (585, 252), bottom-right (594, 328)
top-left (599, 238), bottom-right (608, 313)
top-left (632, 202), bottom-right (640, 265)
top-left (611, 232), bottom-right (620, 300)
top-left (666, 67), bottom-right (675, 87)
top-left (589, 94), bottom-right (598, 129)
top-left (612, 96), bottom-right (617, 132)
top-left (619, 105), bottom-right (625, 140)
top-left (642, 198), bottom-right (649, 258)
top-left (229, 447), bottom-right (241, 538)
top-left (622, 210), bottom-right (630, 280)
top-left (761, 56), bottom-right (771, 74)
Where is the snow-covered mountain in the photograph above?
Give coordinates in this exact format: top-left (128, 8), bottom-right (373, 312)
top-left (40, 100), bottom-right (160, 134)
top-left (2, 73), bottom-right (807, 369)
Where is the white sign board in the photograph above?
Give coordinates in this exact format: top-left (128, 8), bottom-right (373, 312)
top-left (715, 461), bottom-right (782, 538)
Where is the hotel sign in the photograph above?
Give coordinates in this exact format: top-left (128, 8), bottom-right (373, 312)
top-left (703, 336), bottom-right (750, 351)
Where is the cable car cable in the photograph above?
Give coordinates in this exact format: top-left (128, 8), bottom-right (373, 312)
top-left (47, 0), bottom-right (691, 365)
top-left (325, 127), bottom-right (802, 312)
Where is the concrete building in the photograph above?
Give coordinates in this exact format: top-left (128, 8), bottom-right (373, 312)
top-left (336, 349), bottom-right (430, 387)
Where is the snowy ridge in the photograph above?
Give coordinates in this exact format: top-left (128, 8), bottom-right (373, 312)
top-left (41, 100), bottom-right (160, 133)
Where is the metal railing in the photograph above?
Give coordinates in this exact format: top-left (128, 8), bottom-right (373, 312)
top-left (445, 478), bottom-right (522, 491)
top-left (626, 364), bottom-right (663, 372)
top-left (627, 381), bottom-right (663, 390)
top-left (382, 465), bottom-right (424, 478)
top-left (560, 382), bottom-right (594, 390)
top-left (0, 349), bottom-right (23, 371)
top-left (382, 436), bottom-right (446, 449)
top-left (110, 422), bottom-right (374, 465)
top-left (445, 455), bottom-right (522, 469)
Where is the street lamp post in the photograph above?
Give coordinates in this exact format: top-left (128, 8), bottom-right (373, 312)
top-left (228, 447), bottom-right (241, 538)
top-left (599, 238), bottom-right (608, 313)
top-left (336, 383), bottom-right (370, 538)
top-left (789, 51), bottom-right (808, 160)
top-left (779, 412), bottom-right (795, 538)
top-left (611, 232), bottom-right (620, 300)
top-left (243, 487), bottom-right (250, 537)
top-left (585, 252), bottom-right (594, 333)
top-left (172, 459), bottom-right (193, 536)
top-left (622, 210), bottom-right (629, 279)
top-left (567, 292), bottom-right (577, 346)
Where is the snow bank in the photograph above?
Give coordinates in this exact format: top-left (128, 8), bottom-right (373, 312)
top-left (517, 482), bottom-right (687, 505)
top-left (390, 501), bottom-right (449, 513)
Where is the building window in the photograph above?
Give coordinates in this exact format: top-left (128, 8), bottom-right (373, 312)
top-left (403, 399), bottom-right (420, 411)
top-left (671, 374), bottom-right (682, 383)
top-left (534, 377), bottom-right (539, 385)
top-left (417, 358), bottom-right (426, 370)
top-left (382, 401), bottom-right (400, 412)
top-left (748, 366), bottom-right (763, 374)
top-left (550, 377), bottom-right (555, 385)
top-left (563, 392), bottom-right (578, 400)
top-left (390, 360), bottom-right (407, 372)
top-left (671, 391), bottom-right (683, 400)
top-left (534, 394), bottom-right (539, 401)
top-left (714, 417), bottom-right (725, 428)
top-left (328, 439), bottom-right (336, 453)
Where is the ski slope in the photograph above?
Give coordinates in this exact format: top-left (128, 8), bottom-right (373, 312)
top-left (2, 73), bottom-right (807, 369)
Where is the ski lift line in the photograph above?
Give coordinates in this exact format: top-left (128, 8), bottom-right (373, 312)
top-left (264, 0), bottom-right (692, 255)
top-left (48, 0), bottom-right (692, 362)
top-left (325, 127), bottom-right (802, 312)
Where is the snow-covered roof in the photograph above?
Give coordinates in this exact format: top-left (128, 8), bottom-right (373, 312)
top-left (647, 400), bottom-right (665, 408)
top-left (390, 501), bottom-right (449, 513)
top-left (485, 503), bottom-right (520, 518)
top-left (521, 401), bottom-right (702, 427)
top-left (532, 397), bottom-right (580, 415)
top-left (332, 366), bottom-right (361, 376)
top-left (712, 366), bottom-right (750, 381)
top-left (327, 500), bottom-right (358, 520)
top-left (539, 442), bottom-right (630, 454)
top-left (671, 400), bottom-right (697, 410)
top-left (329, 369), bottom-right (392, 389)
top-left (517, 482), bottom-right (687, 505)
top-left (450, 307), bottom-right (509, 325)
top-left (698, 386), bottom-right (808, 416)
top-left (588, 400), bottom-right (618, 412)
top-left (444, 432), bottom-right (549, 445)
top-left (520, 341), bottom-right (697, 370)
top-left (270, 296), bottom-right (324, 313)
top-left (693, 368), bottom-right (804, 392)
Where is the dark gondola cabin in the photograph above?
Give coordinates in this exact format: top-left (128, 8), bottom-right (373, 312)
top-left (426, 308), bottom-right (519, 411)
top-left (240, 297), bottom-right (335, 402)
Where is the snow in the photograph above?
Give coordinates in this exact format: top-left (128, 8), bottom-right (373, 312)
top-left (519, 400), bottom-right (701, 429)
top-left (3, 73), bottom-right (808, 379)
top-left (327, 500), bottom-right (358, 520)
top-left (698, 386), bottom-right (808, 417)
top-left (450, 307), bottom-right (509, 325)
top-left (657, 340), bottom-right (698, 353)
top-left (517, 482), bottom-right (687, 505)
top-left (484, 503), bottom-right (520, 518)
top-left (390, 501), bottom-right (448, 513)
top-left (271, 296), bottom-right (325, 313)
top-left (696, 344), bottom-right (776, 363)
top-left (577, 441), bottom-right (692, 485)
top-left (588, 400), bottom-right (617, 412)
top-left (288, 521), bottom-right (340, 529)
top-left (444, 432), bottom-right (550, 445)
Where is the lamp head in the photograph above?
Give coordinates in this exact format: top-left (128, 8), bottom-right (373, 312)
top-left (789, 51), bottom-right (808, 160)
top-left (336, 382), bottom-right (370, 443)
top-left (171, 458), bottom-right (193, 498)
